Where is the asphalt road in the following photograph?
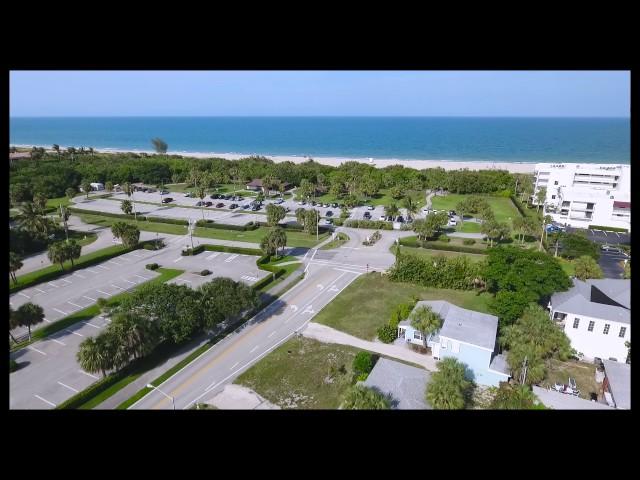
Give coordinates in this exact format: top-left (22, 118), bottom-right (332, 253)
top-left (565, 226), bottom-right (630, 245)
top-left (130, 264), bottom-right (362, 409)
top-left (598, 249), bottom-right (629, 279)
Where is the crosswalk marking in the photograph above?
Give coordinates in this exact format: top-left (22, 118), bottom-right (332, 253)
top-left (225, 254), bottom-right (239, 263)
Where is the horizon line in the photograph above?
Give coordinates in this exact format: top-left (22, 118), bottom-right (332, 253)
top-left (10, 114), bottom-right (631, 119)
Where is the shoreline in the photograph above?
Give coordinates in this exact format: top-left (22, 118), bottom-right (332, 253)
top-left (13, 143), bottom-right (551, 173)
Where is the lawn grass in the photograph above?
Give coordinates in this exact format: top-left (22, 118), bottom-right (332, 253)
top-left (556, 257), bottom-right (576, 276)
top-left (235, 336), bottom-right (363, 409)
top-left (70, 230), bottom-right (98, 247)
top-left (46, 196), bottom-right (72, 209)
top-left (320, 233), bottom-right (350, 250)
top-left (11, 268), bottom-right (184, 352)
top-left (312, 189), bottom-right (425, 209)
top-left (432, 194), bottom-right (521, 225)
top-left (541, 359), bottom-right (600, 401)
top-left (11, 244), bottom-right (132, 293)
top-left (194, 225), bottom-right (329, 248)
top-left (163, 182), bottom-right (257, 196)
top-left (313, 273), bottom-right (493, 341)
top-left (456, 221), bottom-right (482, 233)
top-left (77, 213), bottom-right (189, 235)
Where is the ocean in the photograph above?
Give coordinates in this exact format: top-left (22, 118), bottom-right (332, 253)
top-left (9, 116), bottom-right (630, 164)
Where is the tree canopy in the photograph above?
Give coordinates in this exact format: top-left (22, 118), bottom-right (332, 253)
top-left (426, 357), bottom-right (473, 409)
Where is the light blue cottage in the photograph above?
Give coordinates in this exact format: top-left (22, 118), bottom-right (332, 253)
top-left (398, 301), bottom-right (510, 386)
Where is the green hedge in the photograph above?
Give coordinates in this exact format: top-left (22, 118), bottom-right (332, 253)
top-left (201, 244), bottom-right (263, 256)
top-left (345, 220), bottom-right (394, 230)
top-left (182, 245), bottom-right (205, 256)
top-left (195, 219), bottom-right (259, 231)
top-left (588, 225), bottom-right (629, 233)
top-left (68, 207), bottom-right (189, 226)
top-left (400, 237), bottom-right (487, 255)
top-left (56, 370), bottom-right (129, 409)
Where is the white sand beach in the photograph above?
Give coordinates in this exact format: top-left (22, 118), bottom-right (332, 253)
top-left (96, 148), bottom-right (537, 173)
top-left (17, 144), bottom-right (537, 173)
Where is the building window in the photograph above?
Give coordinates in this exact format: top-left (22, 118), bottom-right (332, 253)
top-left (551, 195), bottom-right (556, 199)
top-left (603, 324), bottom-right (610, 335)
top-left (573, 318), bottom-right (580, 329)
top-left (619, 327), bottom-right (627, 338)
top-left (588, 321), bottom-right (595, 332)
top-left (554, 181), bottom-right (558, 185)
top-left (413, 331), bottom-right (423, 340)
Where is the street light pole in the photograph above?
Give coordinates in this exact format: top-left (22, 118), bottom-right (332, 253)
top-left (147, 384), bottom-right (175, 410)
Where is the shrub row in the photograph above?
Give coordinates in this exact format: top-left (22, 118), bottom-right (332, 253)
top-left (182, 245), bottom-right (205, 256)
top-left (463, 239), bottom-right (476, 245)
top-left (146, 263), bottom-right (160, 270)
top-left (195, 219), bottom-right (258, 231)
top-left (55, 370), bottom-right (129, 409)
top-left (401, 238), bottom-right (487, 255)
top-left (345, 220), bottom-right (394, 230)
top-left (389, 253), bottom-right (484, 290)
top-left (68, 207), bottom-right (189, 227)
top-left (201, 244), bottom-right (263, 256)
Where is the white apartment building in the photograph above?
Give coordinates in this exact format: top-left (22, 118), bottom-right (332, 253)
top-left (531, 163), bottom-right (631, 231)
top-left (549, 279), bottom-right (630, 362)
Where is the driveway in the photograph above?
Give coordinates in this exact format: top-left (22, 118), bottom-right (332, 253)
top-left (598, 249), bottom-right (628, 279)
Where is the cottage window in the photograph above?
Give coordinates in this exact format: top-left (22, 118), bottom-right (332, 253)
top-left (619, 327), bottom-right (627, 338)
top-left (603, 324), bottom-right (610, 335)
top-left (441, 340), bottom-right (447, 350)
top-left (572, 318), bottom-right (580, 329)
top-left (588, 321), bottom-right (595, 332)
top-left (413, 331), bottom-right (423, 340)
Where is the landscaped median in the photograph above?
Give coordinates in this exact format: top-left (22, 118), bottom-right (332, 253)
top-left (11, 268), bottom-right (184, 353)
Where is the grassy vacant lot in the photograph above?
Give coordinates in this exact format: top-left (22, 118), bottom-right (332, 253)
top-left (432, 194), bottom-right (520, 225)
top-left (163, 183), bottom-right (257, 197)
top-left (541, 359), bottom-right (600, 401)
top-left (77, 213), bottom-right (189, 235)
top-left (69, 229), bottom-right (98, 247)
top-left (320, 233), bottom-right (350, 250)
top-left (314, 273), bottom-right (493, 341)
top-left (556, 257), bottom-right (576, 277)
top-left (235, 336), bottom-right (363, 409)
top-left (46, 196), bottom-right (72, 209)
top-left (456, 221), bottom-right (482, 233)
top-left (313, 189), bottom-right (425, 209)
top-left (194, 226), bottom-right (329, 248)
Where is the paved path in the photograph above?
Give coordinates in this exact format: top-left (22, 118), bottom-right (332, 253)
top-left (302, 322), bottom-right (438, 372)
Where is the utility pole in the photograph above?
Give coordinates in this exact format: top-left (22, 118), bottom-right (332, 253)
top-left (189, 218), bottom-right (194, 250)
top-left (520, 356), bottom-right (528, 385)
top-left (60, 204), bottom-right (69, 242)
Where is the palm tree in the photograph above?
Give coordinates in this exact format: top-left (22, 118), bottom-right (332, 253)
top-left (340, 385), bottom-right (391, 409)
top-left (410, 305), bottom-right (443, 347)
top-left (14, 302), bottom-right (45, 341)
top-left (402, 195), bottom-right (419, 221)
top-left (88, 147), bottom-right (95, 157)
top-left (271, 227), bottom-right (287, 258)
top-left (48, 241), bottom-right (68, 271)
top-left (52, 144), bottom-right (61, 158)
top-left (77, 335), bottom-right (114, 378)
top-left (426, 357), bottom-right (472, 409)
top-left (59, 205), bottom-right (70, 241)
top-left (295, 208), bottom-right (306, 227)
top-left (65, 187), bottom-right (76, 200)
top-left (81, 181), bottom-right (92, 199)
top-left (121, 199), bottom-right (133, 215)
top-left (111, 222), bottom-right (128, 240)
top-left (105, 181), bottom-right (113, 192)
top-left (574, 255), bottom-right (604, 280)
top-left (490, 383), bottom-right (540, 409)
top-left (539, 214), bottom-right (552, 251)
top-left (196, 185), bottom-right (207, 221)
top-left (65, 240), bottom-right (81, 267)
top-left (535, 187), bottom-right (547, 213)
top-left (9, 251), bottom-right (23, 285)
top-left (109, 312), bottom-right (157, 361)
top-left (151, 138), bottom-right (168, 154)
top-left (512, 216), bottom-right (526, 243)
top-left (122, 182), bottom-right (137, 221)
top-left (229, 166), bottom-right (239, 195)
top-left (16, 203), bottom-right (48, 235)
top-left (384, 204), bottom-right (400, 221)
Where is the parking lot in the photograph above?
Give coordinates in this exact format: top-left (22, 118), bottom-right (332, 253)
top-left (9, 248), bottom-right (161, 339)
top-left (565, 226), bottom-right (630, 245)
top-left (598, 249), bottom-right (629, 279)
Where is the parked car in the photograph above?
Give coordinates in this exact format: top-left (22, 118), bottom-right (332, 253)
top-left (160, 190), bottom-right (169, 195)
top-left (326, 210), bottom-right (333, 217)
top-left (251, 205), bottom-right (261, 211)
top-left (195, 201), bottom-right (203, 207)
top-left (331, 203), bottom-right (338, 208)
top-left (229, 203), bottom-right (238, 209)
top-left (363, 211), bottom-right (371, 219)
top-left (215, 202), bottom-right (225, 208)
top-left (204, 201), bottom-right (213, 207)
top-left (449, 210), bottom-right (456, 216)
top-left (274, 198), bottom-right (284, 204)
top-left (210, 194), bottom-right (219, 199)
top-left (379, 215), bottom-right (386, 221)
top-left (601, 244), bottom-right (621, 253)
top-left (242, 204), bottom-right (250, 209)
top-left (367, 205), bottom-right (375, 210)
top-left (297, 200), bottom-right (306, 205)
top-left (448, 219), bottom-right (457, 226)
top-left (161, 197), bottom-right (173, 204)
top-left (184, 192), bottom-right (192, 197)
top-left (422, 207), bottom-right (430, 214)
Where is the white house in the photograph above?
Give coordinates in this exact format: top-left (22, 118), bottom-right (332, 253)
top-left (531, 163), bottom-right (630, 232)
top-left (549, 279), bottom-right (630, 362)
top-left (602, 359), bottom-right (630, 409)
top-left (398, 301), bottom-right (510, 386)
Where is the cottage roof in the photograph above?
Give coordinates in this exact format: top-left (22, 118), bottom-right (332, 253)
top-left (551, 279), bottom-right (630, 324)
top-left (362, 358), bottom-right (431, 410)
top-left (603, 360), bottom-right (631, 410)
top-left (532, 386), bottom-right (613, 410)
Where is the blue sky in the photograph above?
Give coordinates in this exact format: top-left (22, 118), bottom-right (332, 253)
top-left (10, 71), bottom-right (630, 117)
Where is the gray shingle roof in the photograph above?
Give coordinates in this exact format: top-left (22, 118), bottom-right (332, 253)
top-left (362, 358), bottom-right (431, 409)
top-left (551, 279), bottom-right (630, 324)
top-left (410, 300), bottom-right (499, 351)
top-left (603, 360), bottom-right (631, 410)
top-left (532, 386), bottom-right (613, 410)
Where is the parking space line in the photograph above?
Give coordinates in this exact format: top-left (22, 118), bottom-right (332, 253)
top-left (18, 292), bottom-right (31, 299)
top-left (83, 295), bottom-right (97, 302)
top-left (34, 394), bottom-right (56, 407)
top-left (96, 289), bottom-right (112, 297)
top-left (66, 329), bottom-right (84, 337)
top-left (43, 317), bottom-right (51, 323)
top-left (48, 282), bottom-right (59, 288)
top-left (230, 361), bottom-right (239, 370)
top-left (108, 260), bottom-right (123, 266)
top-left (615, 232), bottom-right (620, 237)
top-left (57, 381), bottom-right (79, 393)
top-left (28, 346), bottom-right (47, 356)
top-left (82, 322), bottom-right (101, 329)
top-left (130, 252), bottom-right (144, 258)
top-left (249, 345), bottom-right (259, 353)
top-left (173, 257), bottom-right (183, 263)
top-left (34, 287), bottom-right (46, 294)
top-left (268, 331), bottom-right (276, 338)
top-left (225, 254), bottom-right (239, 263)
top-left (121, 279), bottom-right (136, 285)
top-left (60, 278), bottom-right (72, 284)
top-left (111, 284), bottom-right (126, 291)
top-left (73, 272), bottom-right (86, 279)
top-left (67, 301), bottom-right (85, 309)
top-left (86, 268), bottom-right (100, 274)
top-left (53, 307), bottom-right (69, 316)
top-left (79, 370), bottom-right (99, 379)
top-left (133, 274), bottom-right (148, 280)
top-left (51, 338), bottom-right (66, 346)
top-left (96, 265), bottom-right (110, 270)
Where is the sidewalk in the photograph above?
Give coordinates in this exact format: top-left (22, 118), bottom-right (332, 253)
top-left (302, 322), bottom-right (438, 372)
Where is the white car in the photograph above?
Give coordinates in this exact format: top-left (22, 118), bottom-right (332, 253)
top-left (448, 219), bottom-right (457, 227)
top-left (379, 215), bottom-right (386, 221)
top-left (367, 205), bottom-right (375, 210)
